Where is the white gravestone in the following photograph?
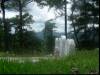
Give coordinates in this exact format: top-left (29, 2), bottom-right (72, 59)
top-left (54, 35), bottom-right (76, 57)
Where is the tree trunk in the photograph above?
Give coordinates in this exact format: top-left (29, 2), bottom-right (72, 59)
top-left (72, 17), bottom-right (79, 48)
top-left (72, 0), bottom-right (79, 48)
top-left (1, 0), bottom-right (9, 51)
top-left (64, 0), bottom-right (67, 39)
top-left (18, 0), bottom-right (23, 48)
top-left (92, 16), bottom-right (96, 47)
top-left (84, 0), bottom-right (87, 40)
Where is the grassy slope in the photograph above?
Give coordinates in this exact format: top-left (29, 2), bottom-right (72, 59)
top-left (0, 49), bottom-right (99, 74)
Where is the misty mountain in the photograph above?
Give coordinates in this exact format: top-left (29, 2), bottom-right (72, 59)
top-left (35, 31), bottom-right (74, 40)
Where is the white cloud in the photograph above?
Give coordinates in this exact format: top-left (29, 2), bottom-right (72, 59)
top-left (0, 2), bottom-right (72, 33)
top-left (27, 2), bottom-right (56, 21)
top-left (27, 2), bottom-right (72, 32)
top-left (0, 10), bottom-right (18, 18)
top-left (31, 23), bottom-right (45, 32)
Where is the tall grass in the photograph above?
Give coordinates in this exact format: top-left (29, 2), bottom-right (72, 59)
top-left (0, 49), bottom-right (99, 74)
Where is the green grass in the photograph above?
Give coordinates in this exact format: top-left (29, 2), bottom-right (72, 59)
top-left (0, 49), bottom-right (99, 74)
top-left (0, 50), bottom-right (46, 57)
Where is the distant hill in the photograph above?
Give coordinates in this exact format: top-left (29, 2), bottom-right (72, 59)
top-left (35, 31), bottom-right (44, 40)
top-left (35, 31), bottom-right (74, 40)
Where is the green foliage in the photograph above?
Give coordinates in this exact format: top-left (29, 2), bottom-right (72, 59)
top-left (70, 0), bottom-right (99, 28)
top-left (21, 31), bottom-right (42, 50)
top-left (0, 0), bottom-right (99, 51)
top-left (9, 13), bottom-right (34, 33)
top-left (11, 30), bottom-right (42, 51)
top-left (69, 0), bottom-right (99, 49)
top-left (34, 0), bottom-right (65, 9)
top-left (0, 0), bottom-right (34, 51)
top-left (5, 0), bottom-right (33, 11)
top-left (0, 12), bottom-right (36, 50)
top-left (0, 49), bottom-right (99, 74)
top-left (0, 19), bottom-right (4, 49)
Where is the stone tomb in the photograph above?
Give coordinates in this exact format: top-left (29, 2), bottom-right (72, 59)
top-left (54, 36), bottom-right (76, 57)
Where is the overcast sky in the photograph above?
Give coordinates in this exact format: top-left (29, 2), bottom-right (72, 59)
top-left (0, 1), bottom-right (72, 33)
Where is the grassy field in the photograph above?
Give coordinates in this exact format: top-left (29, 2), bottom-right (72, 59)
top-left (0, 49), bottom-right (99, 74)
top-left (0, 50), bottom-right (46, 57)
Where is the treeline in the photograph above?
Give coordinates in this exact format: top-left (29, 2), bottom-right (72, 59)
top-left (69, 0), bottom-right (99, 49)
top-left (0, 0), bottom-right (43, 52)
top-left (0, 0), bottom-right (99, 52)
top-left (35, 0), bottom-right (99, 49)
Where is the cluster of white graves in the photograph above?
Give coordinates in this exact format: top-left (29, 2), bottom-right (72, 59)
top-left (54, 35), bottom-right (76, 57)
